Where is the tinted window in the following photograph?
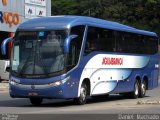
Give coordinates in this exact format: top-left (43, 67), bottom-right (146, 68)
top-left (68, 25), bottom-right (85, 68)
top-left (84, 26), bottom-right (158, 55)
top-left (115, 32), bottom-right (158, 54)
top-left (84, 27), bottom-right (115, 55)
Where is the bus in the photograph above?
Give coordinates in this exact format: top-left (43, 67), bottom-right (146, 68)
top-left (1, 16), bottom-right (159, 105)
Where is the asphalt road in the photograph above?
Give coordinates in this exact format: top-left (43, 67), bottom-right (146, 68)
top-left (0, 83), bottom-right (160, 115)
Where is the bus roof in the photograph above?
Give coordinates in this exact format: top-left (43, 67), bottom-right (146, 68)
top-left (18, 16), bottom-right (157, 37)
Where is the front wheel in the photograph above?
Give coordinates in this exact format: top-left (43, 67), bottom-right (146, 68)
top-left (30, 98), bottom-right (43, 106)
top-left (74, 83), bottom-right (88, 105)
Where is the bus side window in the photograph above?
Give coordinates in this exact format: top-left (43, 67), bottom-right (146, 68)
top-left (84, 27), bottom-right (116, 55)
top-left (68, 41), bottom-right (76, 66)
top-left (67, 25), bottom-right (85, 69)
top-left (84, 27), bottom-right (97, 55)
top-left (101, 29), bottom-right (115, 52)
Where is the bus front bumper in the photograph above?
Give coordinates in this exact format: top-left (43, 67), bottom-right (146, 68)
top-left (9, 77), bottom-right (78, 99)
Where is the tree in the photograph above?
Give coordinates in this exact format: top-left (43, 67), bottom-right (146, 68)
top-left (52, 0), bottom-right (78, 15)
top-left (51, 0), bottom-right (160, 35)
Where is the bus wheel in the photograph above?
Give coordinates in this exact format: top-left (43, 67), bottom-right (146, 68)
top-left (30, 98), bottom-right (43, 105)
top-left (131, 80), bottom-right (140, 99)
top-left (139, 80), bottom-right (147, 98)
top-left (74, 82), bottom-right (88, 105)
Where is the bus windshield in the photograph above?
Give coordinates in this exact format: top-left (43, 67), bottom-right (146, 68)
top-left (11, 30), bottom-right (67, 77)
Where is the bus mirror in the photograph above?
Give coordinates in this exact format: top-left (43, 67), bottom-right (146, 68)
top-left (1, 37), bottom-right (13, 55)
top-left (64, 34), bottom-right (78, 53)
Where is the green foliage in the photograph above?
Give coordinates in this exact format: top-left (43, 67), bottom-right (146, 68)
top-left (52, 0), bottom-right (78, 15)
top-left (51, 0), bottom-right (160, 35)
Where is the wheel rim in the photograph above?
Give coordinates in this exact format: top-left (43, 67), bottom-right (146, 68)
top-left (80, 86), bottom-right (87, 102)
top-left (135, 82), bottom-right (139, 96)
top-left (141, 82), bottom-right (146, 95)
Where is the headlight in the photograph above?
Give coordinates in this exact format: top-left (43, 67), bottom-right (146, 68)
top-left (10, 80), bottom-right (16, 85)
top-left (50, 76), bottom-right (70, 87)
top-left (9, 77), bottom-right (20, 85)
top-left (9, 80), bottom-right (19, 85)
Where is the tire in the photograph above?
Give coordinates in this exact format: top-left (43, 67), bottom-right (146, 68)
top-left (30, 98), bottom-right (43, 106)
top-left (130, 80), bottom-right (140, 99)
top-left (74, 83), bottom-right (88, 105)
top-left (139, 80), bottom-right (147, 98)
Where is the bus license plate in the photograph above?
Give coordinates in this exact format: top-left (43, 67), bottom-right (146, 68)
top-left (28, 92), bottom-right (38, 96)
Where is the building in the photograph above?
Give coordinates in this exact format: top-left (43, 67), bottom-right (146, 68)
top-left (0, 0), bottom-right (51, 80)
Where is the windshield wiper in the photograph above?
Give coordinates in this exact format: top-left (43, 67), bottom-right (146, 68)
top-left (19, 58), bottom-right (34, 75)
top-left (19, 48), bottom-right (35, 75)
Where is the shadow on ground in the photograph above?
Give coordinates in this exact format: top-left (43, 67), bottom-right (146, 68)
top-left (0, 94), bottom-right (150, 108)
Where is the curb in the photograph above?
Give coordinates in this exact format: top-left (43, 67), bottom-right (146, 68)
top-left (0, 88), bottom-right (9, 92)
top-left (137, 99), bottom-right (160, 105)
top-left (0, 83), bottom-right (9, 92)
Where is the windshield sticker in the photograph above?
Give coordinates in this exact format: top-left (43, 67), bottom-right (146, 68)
top-left (39, 32), bottom-right (45, 37)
